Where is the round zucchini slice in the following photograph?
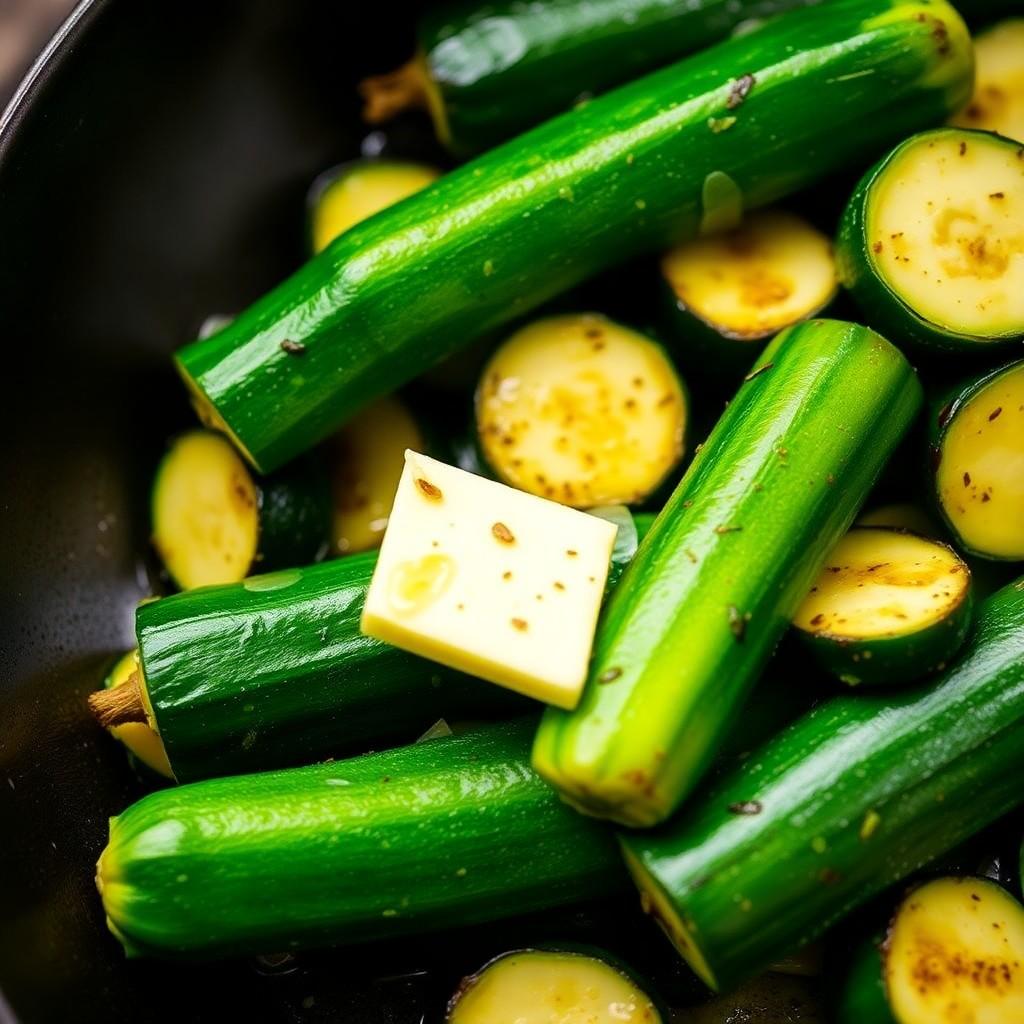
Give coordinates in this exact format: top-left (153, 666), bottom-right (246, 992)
top-left (151, 431), bottom-right (330, 589)
top-left (475, 314), bottom-right (686, 508)
top-left (661, 209), bottom-right (837, 368)
top-left (447, 949), bottom-right (663, 1024)
top-left (885, 877), bottom-right (1024, 1024)
top-left (932, 359), bottom-right (1024, 561)
top-left (326, 396), bottom-right (425, 555)
top-left (101, 651), bottom-right (172, 780)
top-left (793, 527), bottom-right (972, 687)
top-left (951, 19), bottom-right (1024, 144)
top-left (837, 127), bottom-right (1024, 352)
top-left (308, 160), bottom-right (440, 254)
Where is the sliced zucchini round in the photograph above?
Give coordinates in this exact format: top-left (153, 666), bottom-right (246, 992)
top-left (885, 877), bottom-right (1024, 1024)
top-left (475, 314), bottom-right (686, 508)
top-left (447, 949), bottom-right (663, 1024)
top-left (308, 160), bottom-right (440, 254)
top-left (838, 127), bottom-right (1024, 352)
top-left (793, 527), bottom-right (972, 686)
top-left (951, 19), bottom-right (1024, 144)
top-left (661, 209), bottom-right (836, 367)
top-left (101, 651), bottom-right (172, 780)
top-left (932, 359), bottom-right (1024, 561)
top-left (326, 396), bottom-right (425, 555)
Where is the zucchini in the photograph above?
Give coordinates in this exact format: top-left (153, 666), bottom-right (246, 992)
top-left (950, 18), bottom-right (1024, 143)
top-left (660, 209), bottom-right (837, 373)
top-left (100, 651), bottom-right (172, 780)
top-left (792, 526), bottom-right (972, 687)
top-left (151, 430), bottom-right (330, 589)
top-left (837, 127), bottom-right (1024, 353)
top-left (931, 359), bottom-right (1024, 561)
top-left (177, 0), bottom-right (971, 473)
top-left (359, 0), bottom-right (823, 156)
top-left (96, 720), bottom-right (623, 959)
top-left (620, 577), bottom-right (1024, 993)
top-left (857, 502), bottom-right (942, 536)
top-left (326, 395), bottom-right (425, 555)
top-left (308, 160), bottom-right (440, 254)
top-left (532, 319), bottom-right (922, 827)
top-left (475, 314), bottom-right (686, 508)
top-left (447, 949), bottom-right (664, 1023)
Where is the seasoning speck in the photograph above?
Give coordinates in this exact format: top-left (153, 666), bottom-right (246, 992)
top-left (415, 478), bottom-right (443, 501)
top-left (728, 604), bottom-right (748, 641)
top-left (511, 617), bottom-right (528, 632)
top-left (744, 362), bottom-right (774, 382)
top-left (989, 407), bottom-right (1002, 421)
top-left (279, 339), bottom-right (306, 356)
top-left (492, 522), bottom-right (515, 544)
top-left (964, 471), bottom-right (971, 486)
top-left (728, 800), bottom-right (762, 815)
top-left (708, 116), bottom-right (737, 134)
top-left (727, 72), bottom-right (756, 109)
top-left (599, 667), bottom-right (623, 684)
top-left (566, 549), bottom-right (578, 558)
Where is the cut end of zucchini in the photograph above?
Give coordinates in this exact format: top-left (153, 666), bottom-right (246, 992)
top-left (447, 949), bottom-right (663, 1024)
top-left (936, 361), bottom-right (1024, 560)
top-left (309, 160), bottom-right (440, 253)
top-left (476, 314), bottom-right (686, 508)
top-left (100, 652), bottom-right (173, 779)
top-left (951, 19), bottom-right (1024, 146)
top-left (885, 877), bottom-right (1024, 1024)
top-left (866, 129), bottom-right (1024, 341)
top-left (151, 431), bottom-right (260, 590)
top-left (328, 397), bottom-right (425, 555)
top-left (661, 209), bottom-right (836, 340)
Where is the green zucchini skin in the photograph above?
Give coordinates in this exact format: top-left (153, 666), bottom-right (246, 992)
top-left (836, 937), bottom-right (895, 1024)
top-left (533, 319), bottom-right (923, 827)
top-left (420, 0), bottom-right (822, 155)
top-left (177, 0), bottom-right (971, 473)
top-left (836, 128), bottom-right (1023, 354)
top-left (97, 720), bottom-right (623, 959)
top-left (254, 452), bottom-right (331, 569)
top-left (621, 578), bottom-right (1024, 992)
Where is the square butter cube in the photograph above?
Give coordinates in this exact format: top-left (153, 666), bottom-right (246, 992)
top-left (361, 451), bottom-right (617, 710)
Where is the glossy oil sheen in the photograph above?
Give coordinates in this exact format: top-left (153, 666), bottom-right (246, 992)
top-left (623, 579), bottom-right (1024, 992)
top-left (98, 720), bottom-right (623, 959)
top-left (533, 320), bottom-right (922, 826)
top-left (177, 0), bottom-right (971, 472)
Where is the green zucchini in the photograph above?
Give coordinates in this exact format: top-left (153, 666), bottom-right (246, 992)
top-left (792, 526), bottom-right (973, 687)
top-left (100, 651), bottom-right (173, 780)
top-left (359, 0), bottom-right (823, 156)
top-left (660, 209), bottom-right (837, 374)
top-left (950, 18), bottom-right (1024, 143)
top-left (447, 949), bottom-right (665, 1023)
top-left (532, 319), bottom-right (922, 827)
top-left (837, 127), bottom-right (1024, 353)
top-left (620, 577), bottom-right (1024, 993)
top-left (177, 0), bottom-right (971, 473)
top-left (475, 314), bottom-right (686, 508)
top-left (96, 720), bottom-right (623, 959)
top-left (151, 430), bottom-right (330, 589)
top-left (308, 160), bottom-right (440, 254)
top-left (930, 359), bottom-right (1024, 561)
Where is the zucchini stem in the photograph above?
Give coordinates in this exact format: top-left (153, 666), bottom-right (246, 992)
top-left (359, 59), bottom-right (429, 123)
top-left (88, 671), bottom-right (147, 728)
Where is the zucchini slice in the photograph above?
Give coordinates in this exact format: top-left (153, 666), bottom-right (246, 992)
top-left (857, 503), bottom-right (941, 537)
top-left (793, 527), bottom-right (972, 687)
top-left (327, 396), bottom-right (425, 555)
top-left (885, 878), bottom-right (1024, 1024)
top-left (951, 19), bottom-right (1024, 144)
top-left (475, 314), bottom-right (686, 508)
top-left (447, 950), bottom-right (663, 1024)
top-left (661, 209), bottom-right (837, 368)
top-left (838, 127), bottom-right (1024, 352)
top-left (932, 359), bottom-right (1024, 561)
top-left (308, 160), bottom-right (440, 254)
top-left (101, 651), bottom-right (172, 780)
top-left (151, 431), bottom-right (330, 589)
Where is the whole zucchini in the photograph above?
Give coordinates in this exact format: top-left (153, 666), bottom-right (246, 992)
top-left (621, 578), bottom-right (1024, 992)
top-left (533, 319), bottom-right (922, 827)
top-left (97, 720), bottom-right (622, 959)
top-left (177, 0), bottom-right (971, 472)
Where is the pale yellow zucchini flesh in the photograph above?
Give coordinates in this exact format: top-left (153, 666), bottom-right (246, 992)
top-left (102, 652), bottom-right (172, 779)
top-left (886, 877), bottom-right (1024, 1024)
top-left (866, 132), bottom-right (1024, 338)
top-left (661, 209), bottom-right (836, 338)
top-left (951, 19), bottom-right (1024, 144)
top-left (447, 950), bottom-right (662, 1024)
top-left (936, 362), bottom-right (1024, 560)
top-left (476, 314), bottom-right (686, 508)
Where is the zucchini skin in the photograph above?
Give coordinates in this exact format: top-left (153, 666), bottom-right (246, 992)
top-left (97, 720), bottom-right (622, 959)
top-left (178, 0), bottom-right (971, 473)
top-left (420, 0), bottom-right (821, 155)
top-left (836, 937), bottom-right (895, 1024)
top-left (255, 452), bottom-right (331, 569)
top-left (621, 578), bottom-right (1024, 992)
top-left (533, 319), bottom-right (922, 827)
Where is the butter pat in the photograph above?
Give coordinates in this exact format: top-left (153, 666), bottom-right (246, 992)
top-left (361, 452), bottom-right (617, 709)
